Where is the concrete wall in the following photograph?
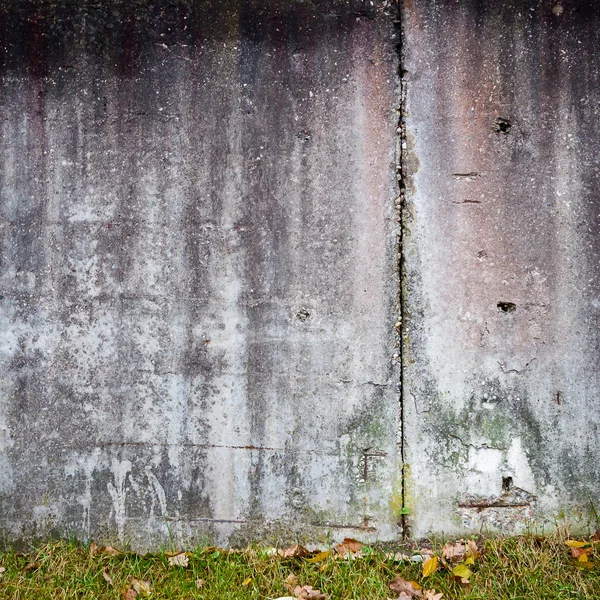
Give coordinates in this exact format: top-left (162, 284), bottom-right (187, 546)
top-left (402, 0), bottom-right (600, 537)
top-left (0, 0), bottom-right (400, 549)
top-left (3, 0), bottom-right (600, 548)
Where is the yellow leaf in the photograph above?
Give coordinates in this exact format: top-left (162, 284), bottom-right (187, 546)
top-left (452, 563), bottom-right (472, 580)
top-left (320, 564), bottom-right (327, 572)
top-left (578, 553), bottom-right (590, 562)
top-left (565, 540), bottom-right (591, 548)
top-left (464, 556), bottom-right (475, 565)
top-left (574, 560), bottom-right (594, 570)
top-left (422, 555), bottom-right (438, 577)
top-left (242, 577), bottom-right (252, 586)
top-left (306, 551), bottom-right (331, 563)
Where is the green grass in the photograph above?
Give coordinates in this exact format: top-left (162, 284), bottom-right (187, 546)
top-left (1, 533), bottom-right (600, 599)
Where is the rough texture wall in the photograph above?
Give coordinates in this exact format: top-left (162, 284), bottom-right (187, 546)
top-left (0, 0), bottom-right (400, 549)
top-left (402, 0), bottom-right (600, 537)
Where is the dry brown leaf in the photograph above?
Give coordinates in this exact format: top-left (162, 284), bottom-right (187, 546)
top-left (293, 584), bottom-right (327, 599)
top-left (335, 537), bottom-right (363, 555)
top-left (385, 552), bottom-right (412, 562)
top-left (397, 593), bottom-right (412, 600)
top-left (103, 546), bottom-right (123, 556)
top-left (89, 542), bottom-right (98, 558)
top-left (571, 547), bottom-right (589, 559)
top-left (389, 576), bottom-right (423, 598)
top-left (424, 590), bottom-right (443, 600)
top-left (23, 562), bottom-right (40, 572)
top-left (450, 575), bottom-right (471, 587)
top-left (102, 568), bottom-right (113, 586)
top-left (466, 539), bottom-right (480, 558)
top-left (422, 556), bottom-right (438, 577)
top-left (131, 577), bottom-right (151, 595)
top-left (285, 573), bottom-right (300, 591)
top-left (123, 588), bottom-right (138, 600)
top-left (442, 541), bottom-right (466, 563)
top-left (0, 567), bottom-right (5, 579)
top-left (279, 544), bottom-right (310, 558)
top-left (195, 579), bottom-right (205, 589)
top-left (167, 552), bottom-right (189, 568)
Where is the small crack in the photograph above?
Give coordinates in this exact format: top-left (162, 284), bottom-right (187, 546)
top-left (448, 433), bottom-right (506, 452)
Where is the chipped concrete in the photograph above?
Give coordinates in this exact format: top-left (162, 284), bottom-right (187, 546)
top-left (402, 0), bottom-right (600, 536)
top-left (0, 0), bottom-right (400, 549)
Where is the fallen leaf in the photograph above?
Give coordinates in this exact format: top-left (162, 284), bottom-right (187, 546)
top-left (464, 556), bottom-right (475, 565)
top-left (90, 542), bottom-right (98, 558)
top-left (103, 546), bottom-right (123, 556)
top-left (335, 537), bottom-right (363, 555)
top-left (578, 553), bottom-right (591, 563)
top-left (167, 552), bottom-right (189, 568)
top-left (397, 593), bottom-right (413, 600)
top-left (571, 547), bottom-right (589, 559)
top-left (273, 598), bottom-right (297, 600)
top-left (466, 539), bottom-right (480, 559)
top-left (123, 588), bottom-right (138, 600)
top-left (293, 584), bottom-right (327, 599)
top-left (23, 562), bottom-right (40, 572)
top-left (424, 591), bottom-right (443, 600)
top-left (565, 540), bottom-right (591, 548)
top-left (306, 551), bottom-right (331, 563)
top-left (242, 577), bottom-right (252, 586)
top-left (279, 545), bottom-right (310, 558)
top-left (285, 573), bottom-right (300, 591)
top-left (102, 568), bottom-right (113, 586)
top-left (385, 552), bottom-right (412, 562)
top-left (442, 541), bottom-right (466, 563)
top-left (422, 556), bottom-right (438, 578)
top-left (195, 579), bottom-right (205, 589)
top-left (390, 576), bottom-right (423, 598)
top-left (452, 564), bottom-right (472, 580)
top-left (131, 578), bottom-right (151, 595)
top-left (0, 567), bottom-right (5, 578)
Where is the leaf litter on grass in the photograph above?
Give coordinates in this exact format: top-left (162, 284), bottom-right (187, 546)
top-left (2, 533), bottom-right (600, 599)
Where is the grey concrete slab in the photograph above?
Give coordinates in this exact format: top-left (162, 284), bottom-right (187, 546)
top-left (402, 0), bottom-right (600, 537)
top-left (0, 0), bottom-right (400, 549)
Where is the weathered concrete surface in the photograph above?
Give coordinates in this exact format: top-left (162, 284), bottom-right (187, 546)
top-left (0, 0), bottom-right (400, 549)
top-left (402, 0), bottom-right (600, 536)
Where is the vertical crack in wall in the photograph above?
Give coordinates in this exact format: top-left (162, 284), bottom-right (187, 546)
top-left (394, 0), bottom-right (408, 539)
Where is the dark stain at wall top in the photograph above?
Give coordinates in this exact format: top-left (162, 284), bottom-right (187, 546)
top-left (0, 0), bottom-right (380, 78)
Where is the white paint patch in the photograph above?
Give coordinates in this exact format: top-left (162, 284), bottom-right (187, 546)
top-left (506, 437), bottom-right (536, 494)
top-left (145, 467), bottom-right (168, 517)
top-left (465, 447), bottom-right (504, 497)
top-left (107, 459), bottom-right (132, 541)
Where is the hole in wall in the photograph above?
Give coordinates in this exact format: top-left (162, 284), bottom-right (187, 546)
top-left (295, 307), bottom-right (311, 322)
top-left (502, 476), bottom-right (513, 492)
top-left (493, 117), bottom-right (512, 134)
top-left (295, 129), bottom-right (311, 142)
top-left (497, 301), bottom-right (516, 313)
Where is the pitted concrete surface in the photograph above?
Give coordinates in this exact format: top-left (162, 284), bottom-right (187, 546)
top-left (0, 0), bottom-right (400, 549)
top-left (402, 0), bottom-right (600, 537)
